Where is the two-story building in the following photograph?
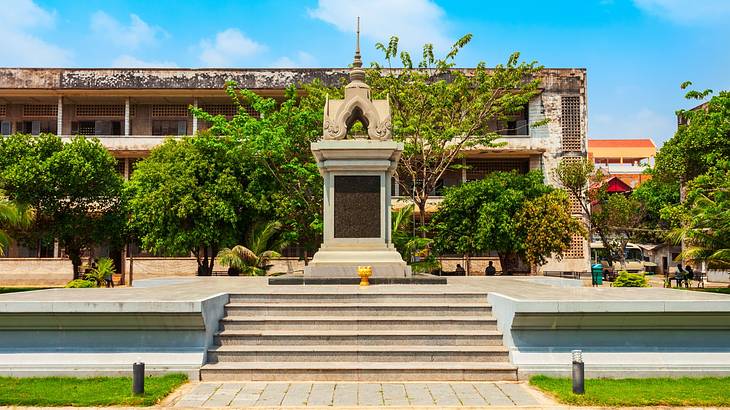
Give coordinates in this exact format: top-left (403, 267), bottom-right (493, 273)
top-left (0, 67), bottom-right (589, 284)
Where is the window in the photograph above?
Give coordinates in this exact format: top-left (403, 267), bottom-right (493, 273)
top-left (464, 158), bottom-right (530, 181)
top-left (1, 121), bottom-right (11, 135)
top-left (0, 105), bottom-right (6, 116)
top-left (71, 121), bottom-right (123, 136)
top-left (16, 120), bottom-right (57, 135)
top-left (152, 120), bottom-right (187, 136)
top-left (76, 104), bottom-right (127, 117)
top-left (23, 104), bottom-right (57, 117)
top-left (561, 96), bottom-right (582, 151)
top-left (564, 234), bottom-right (585, 259)
top-left (151, 104), bottom-right (188, 117)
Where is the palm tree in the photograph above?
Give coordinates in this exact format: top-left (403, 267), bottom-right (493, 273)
top-left (392, 204), bottom-right (438, 273)
top-left (217, 221), bottom-right (287, 276)
top-left (669, 193), bottom-right (730, 269)
top-left (0, 191), bottom-right (33, 256)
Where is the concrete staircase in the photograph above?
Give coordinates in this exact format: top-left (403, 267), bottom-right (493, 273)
top-left (200, 292), bottom-right (517, 381)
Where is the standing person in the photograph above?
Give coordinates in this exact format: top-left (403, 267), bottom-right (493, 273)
top-left (485, 261), bottom-right (497, 276)
top-left (674, 264), bottom-right (686, 288)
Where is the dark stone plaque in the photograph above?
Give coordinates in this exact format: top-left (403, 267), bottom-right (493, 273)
top-left (334, 175), bottom-right (381, 238)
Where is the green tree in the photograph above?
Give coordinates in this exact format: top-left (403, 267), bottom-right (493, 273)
top-left (630, 174), bottom-right (680, 242)
top-left (431, 171), bottom-right (559, 274)
top-left (391, 204), bottom-right (438, 273)
top-left (515, 191), bottom-right (587, 267)
top-left (601, 194), bottom-right (645, 265)
top-left (366, 35), bottom-right (544, 233)
top-left (217, 221), bottom-right (286, 276)
top-left (655, 87), bottom-right (730, 199)
top-left (0, 134), bottom-right (124, 278)
top-left (192, 84), bottom-right (324, 260)
top-left (0, 190), bottom-right (33, 255)
top-left (126, 133), bottom-right (254, 276)
top-left (666, 163), bottom-right (730, 268)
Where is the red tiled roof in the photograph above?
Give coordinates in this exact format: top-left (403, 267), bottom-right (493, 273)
top-left (588, 139), bottom-right (655, 148)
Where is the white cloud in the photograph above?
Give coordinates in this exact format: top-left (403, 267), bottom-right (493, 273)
top-left (308, 0), bottom-right (452, 54)
top-left (90, 11), bottom-right (166, 49)
top-left (197, 29), bottom-right (266, 67)
top-left (591, 107), bottom-right (675, 143)
top-left (271, 51), bottom-right (317, 68)
top-left (112, 55), bottom-right (178, 68)
top-left (0, 0), bottom-right (71, 66)
top-left (633, 0), bottom-right (730, 24)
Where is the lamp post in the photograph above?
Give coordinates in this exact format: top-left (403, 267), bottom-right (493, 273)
top-left (572, 349), bottom-right (585, 394)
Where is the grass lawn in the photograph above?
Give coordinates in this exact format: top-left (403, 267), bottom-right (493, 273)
top-left (0, 287), bottom-right (51, 294)
top-left (693, 287), bottom-right (730, 294)
top-left (0, 374), bottom-right (187, 407)
top-left (530, 375), bottom-right (730, 407)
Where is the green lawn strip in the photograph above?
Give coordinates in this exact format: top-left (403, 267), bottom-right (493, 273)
top-left (0, 287), bottom-right (51, 294)
top-left (694, 287), bottom-right (730, 294)
top-left (0, 374), bottom-right (187, 407)
top-left (530, 375), bottom-right (730, 407)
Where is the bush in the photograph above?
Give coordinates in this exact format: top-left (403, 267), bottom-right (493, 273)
top-left (613, 270), bottom-right (649, 287)
top-left (65, 279), bottom-right (96, 288)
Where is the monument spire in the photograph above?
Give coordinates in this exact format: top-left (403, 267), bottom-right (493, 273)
top-left (350, 16), bottom-right (365, 82)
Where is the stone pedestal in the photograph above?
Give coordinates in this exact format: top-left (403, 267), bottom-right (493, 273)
top-left (305, 140), bottom-right (411, 278)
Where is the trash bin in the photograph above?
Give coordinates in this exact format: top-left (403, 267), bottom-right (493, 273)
top-left (591, 264), bottom-right (604, 286)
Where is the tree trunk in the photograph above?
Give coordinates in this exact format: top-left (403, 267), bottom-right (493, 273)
top-left (465, 253), bottom-right (471, 276)
top-left (498, 252), bottom-right (520, 275)
top-left (416, 200), bottom-right (427, 238)
top-left (197, 246), bottom-right (212, 276)
top-left (68, 247), bottom-right (82, 280)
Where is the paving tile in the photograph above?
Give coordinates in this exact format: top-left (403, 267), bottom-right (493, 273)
top-left (203, 390), bottom-right (238, 407)
top-left (474, 382), bottom-right (514, 406)
top-left (498, 383), bottom-right (540, 406)
top-left (451, 383), bottom-right (488, 406)
top-left (427, 382), bottom-right (461, 406)
top-left (382, 383), bottom-right (409, 406)
top-left (332, 383), bottom-right (358, 407)
top-left (404, 382), bottom-right (435, 406)
top-left (307, 382), bottom-right (335, 406)
top-left (358, 383), bottom-right (384, 406)
top-left (281, 383), bottom-right (312, 406)
top-left (230, 383), bottom-right (266, 407)
top-left (254, 383), bottom-right (289, 407)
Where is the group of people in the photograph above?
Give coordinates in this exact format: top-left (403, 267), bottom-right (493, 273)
top-left (454, 261), bottom-right (498, 276)
top-left (671, 264), bottom-right (695, 288)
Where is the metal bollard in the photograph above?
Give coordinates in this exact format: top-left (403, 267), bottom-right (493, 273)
top-left (571, 350), bottom-right (585, 394)
top-left (133, 362), bottom-right (145, 396)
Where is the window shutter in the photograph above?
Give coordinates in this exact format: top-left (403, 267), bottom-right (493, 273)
top-left (31, 120), bottom-right (41, 135)
top-left (0, 121), bottom-right (11, 135)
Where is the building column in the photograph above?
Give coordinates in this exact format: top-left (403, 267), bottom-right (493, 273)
top-left (56, 96), bottom-right (63, 135)
top-left (461, 157), bottom-right (467, 183)
top-left (192, 98), bottom-right (198, 135)
top-left (124, 98), bottom-right (131, 136)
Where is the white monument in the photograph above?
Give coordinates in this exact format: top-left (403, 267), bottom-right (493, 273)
top-left (304, 21), bottom-right (411, 278)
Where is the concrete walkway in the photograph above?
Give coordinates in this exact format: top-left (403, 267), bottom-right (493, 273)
top-left (171, 382), bottom-right (554, 408)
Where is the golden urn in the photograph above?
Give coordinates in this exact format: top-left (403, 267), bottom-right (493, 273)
top-left (357, 266), bottom-right (373, 287)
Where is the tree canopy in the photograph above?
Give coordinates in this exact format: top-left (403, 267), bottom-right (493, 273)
top-left (0, 134), bottom-right (124, 277)
top-left (125, 133), bottom-right (255, 275)
top-left (431, 171), bottom-right (583, 273)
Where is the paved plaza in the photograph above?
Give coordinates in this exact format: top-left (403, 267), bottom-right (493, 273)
top-left (171, 382), bottom-right (551, 408)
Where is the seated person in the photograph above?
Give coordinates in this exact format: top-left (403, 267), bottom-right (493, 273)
top-left (455, 264), bottom-right (466, 274)
top-left (684, 265), bottom-right (694, 285)
top-left (485, 261), bottom-right (497, 276)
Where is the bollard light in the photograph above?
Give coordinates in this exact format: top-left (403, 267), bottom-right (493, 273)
top-left (133, 362), bottom-right (145, 396)
top-left (571, 349), bottom-right (585, 394)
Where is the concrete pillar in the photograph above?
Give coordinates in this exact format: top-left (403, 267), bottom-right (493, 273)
top-left (461, 157), bottom-right (467, 183)
top-left (124, 98), bottom-right (131, 136)
top-left (56, 96), bottom-right (63, 135)
top-left (192, 98), bottom-right (198, 135)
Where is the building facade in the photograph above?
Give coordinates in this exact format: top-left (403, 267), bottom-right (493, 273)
top-left (0, 67), bottom-right (588, 284)
top-left (587, 138), bottom-right (656, 188)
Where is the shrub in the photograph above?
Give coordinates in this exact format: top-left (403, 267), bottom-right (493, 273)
top-left (65, 279), bottom-right (96, 288)
top-left (613, 270), bottom-right (649, 287)
top-left (84, 257), bottom-right (115, 286)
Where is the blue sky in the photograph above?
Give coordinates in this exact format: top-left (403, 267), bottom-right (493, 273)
top-left (2, 0), bottom-right (729, 145)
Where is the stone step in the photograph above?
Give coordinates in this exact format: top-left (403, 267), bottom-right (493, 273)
top-left (228, 292), bottom-right (488, 304)
top-left (200, 361), bottom-right (518, 382)
top-left (215, 329), bottom-right (505, 346)
top-left (224, 302), bottom-right (492, 317)
top-left (218, 316), bottom-right (498, 331)
top-left (207, 344), bottom-right (510, 363)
